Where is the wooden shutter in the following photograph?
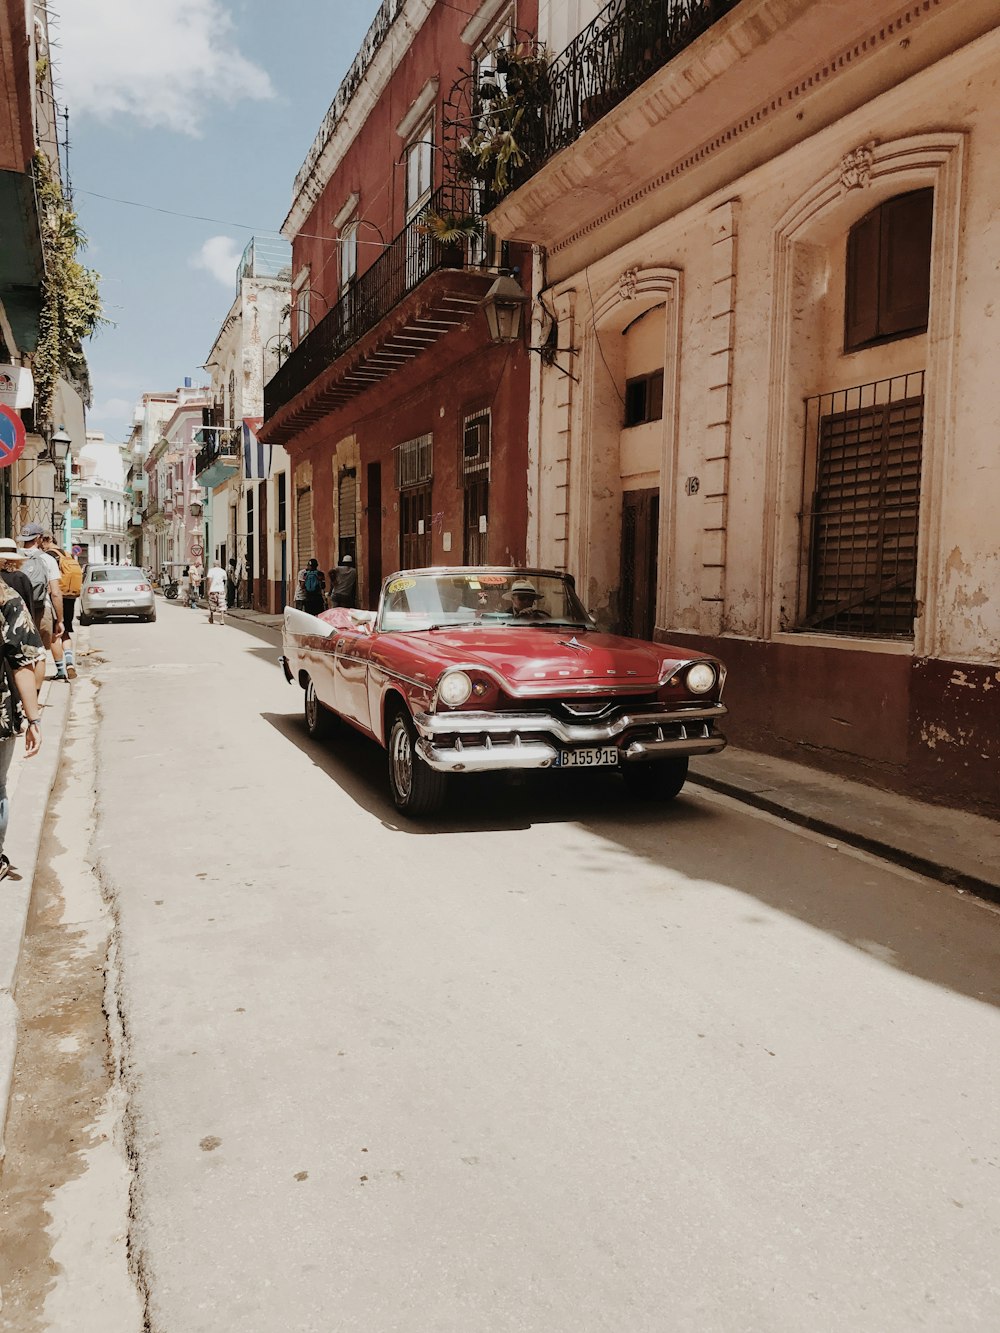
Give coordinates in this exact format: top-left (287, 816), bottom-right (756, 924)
top-left (879, 188), bottom-right (933, 339)
top-left (807, 392), bottom-right (923, 635)
top-left (295, 487), bottom-right (313, 568)
top-left (845, 209), bottom-right (881, 351)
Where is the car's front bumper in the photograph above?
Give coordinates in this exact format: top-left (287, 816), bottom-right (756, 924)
top-left (412, 702), bottom-right (727, 773)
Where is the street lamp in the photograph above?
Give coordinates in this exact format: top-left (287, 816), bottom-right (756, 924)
top-left (50, 424), bottom-right (72, 551)
top-left (482, 273), bottom-right (529, 344)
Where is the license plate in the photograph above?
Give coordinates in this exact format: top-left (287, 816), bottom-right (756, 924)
top-left (555, 745), bottom-right (619, 768)
top-left (109, 599), bottom-right (135, 607)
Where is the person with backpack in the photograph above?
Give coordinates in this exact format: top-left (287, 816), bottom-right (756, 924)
top-left (297, 558), bottom-right (326, 615)
top-left (42, 532), bottom-right (82, 679)
top-left (19, 523), bottom-right (64, 685)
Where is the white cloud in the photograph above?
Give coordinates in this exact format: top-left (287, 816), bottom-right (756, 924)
top-left (90, 396), bottom-right (134, 425)
top-left (192, 235), bottom-right (244, 286)
top-left (58, 0), bottom-right (275, 135)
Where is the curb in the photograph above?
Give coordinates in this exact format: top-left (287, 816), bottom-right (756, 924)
top-left (0, 678), bottom-right (72, 1161)
top-left (685, 769), bottom-right (1000, 908)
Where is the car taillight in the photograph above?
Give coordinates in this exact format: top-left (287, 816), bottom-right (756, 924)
top-left (89, 587), bottom-right (105, 595)
top-left (135, 583), bottom-right (150, 592)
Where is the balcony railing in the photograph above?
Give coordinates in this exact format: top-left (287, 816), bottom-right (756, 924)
top-left (265, 185), bottom-right (486, 420)
top-left (196, 428), bottom-right (241, 477)
top-left (494, 0), bottom-right (740, 190)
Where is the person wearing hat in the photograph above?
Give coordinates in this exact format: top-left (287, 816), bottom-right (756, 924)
top-left (505, 577), bottom-right (550, 619)
top-left (0, 538), bottom-right (36, 614)
top-left (329, 553), bottom-right (358, 609)
top-left (19, 523), bottom-right (65, 684)
top-left (0, 575), bottom-right (43, 879)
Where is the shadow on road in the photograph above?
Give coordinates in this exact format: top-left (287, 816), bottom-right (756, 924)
top-left (263, 707), bottom-right (1000, 1011)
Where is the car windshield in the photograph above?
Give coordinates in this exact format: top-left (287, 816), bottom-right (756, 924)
top-left (379, 571), bottom-right (592, 633)
top-left (88, 568), bottom-right (145, 582)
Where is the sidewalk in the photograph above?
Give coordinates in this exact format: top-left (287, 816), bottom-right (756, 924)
top-left (0, 675), bottom-right (72, 1160)
top-left (227, 607), bottom-right (283, 632)
top-left (689, 747), bottom-right (1000, 906)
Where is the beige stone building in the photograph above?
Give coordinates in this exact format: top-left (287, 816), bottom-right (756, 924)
top-left (489, 0), bottom-right (1000, 816)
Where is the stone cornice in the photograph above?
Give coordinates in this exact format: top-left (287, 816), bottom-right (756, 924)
top-left (283, 0), bottom-right (436, 239)
top-left (489, 0), bottom-right (966, 261)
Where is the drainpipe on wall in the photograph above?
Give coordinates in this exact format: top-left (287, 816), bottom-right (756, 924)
top-left (526, 242), bottom-right (546, 566)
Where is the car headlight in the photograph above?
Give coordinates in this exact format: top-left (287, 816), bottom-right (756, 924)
top-left (685, 662), bottom-right (717, 695)
top-left (438, 670), bottom-right (472, 708)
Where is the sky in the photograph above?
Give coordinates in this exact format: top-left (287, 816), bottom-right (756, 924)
top-left (56, 0), bottom-right (385, 444)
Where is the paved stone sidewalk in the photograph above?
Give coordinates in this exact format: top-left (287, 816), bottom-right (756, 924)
top-left (689, 748), bottom-right (1000, 904)
top-left (0, 676), bottom-right (72, 1160)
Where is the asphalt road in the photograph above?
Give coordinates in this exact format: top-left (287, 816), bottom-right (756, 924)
top-left (86, 600), bottom-right (1000, 1333)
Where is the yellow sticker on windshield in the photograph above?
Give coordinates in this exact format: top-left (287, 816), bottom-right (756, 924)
top-left (387, 577), bottom-right (416, 594)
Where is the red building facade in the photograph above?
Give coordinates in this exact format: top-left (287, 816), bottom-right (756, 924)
top-left (261, 0), bottom-right (537, 607)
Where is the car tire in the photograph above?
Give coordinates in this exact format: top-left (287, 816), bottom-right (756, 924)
top-left (303, 677), bottom-right (334, 740)
top-left (621, 756), bottom-right (689, 802)
top-left (387, 708), bottom-right (446, 817)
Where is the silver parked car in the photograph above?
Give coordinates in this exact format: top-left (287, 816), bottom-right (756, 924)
top-left (79, 566), bottom-right (156, 624)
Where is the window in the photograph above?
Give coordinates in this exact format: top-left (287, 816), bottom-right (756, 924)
top-left (462, 411), bottom-right (490, 564)
top-left (845, 189), bottom-right (933, 352)
top-left (276, 472), bottom-right (287, 533)
top-left (397, 434), bottom-right (433, 569)
top-left (340, 221), bottom-right (358, 291)
top-left (295, 280), bottom-right (311, 341)
top-left (800, 371), bottom-right (924, 637)
top-left (395, 433), bottom-right (433, 489)
top-left (405, 116), bottom-right (434, 219)
top-left (624, 370), bottom-right (664, 427)
top-left (227, 370), bottom-right (236, 428)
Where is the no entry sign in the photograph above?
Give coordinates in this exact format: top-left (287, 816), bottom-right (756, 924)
top-left (0, 406), bottom-right (26, 469)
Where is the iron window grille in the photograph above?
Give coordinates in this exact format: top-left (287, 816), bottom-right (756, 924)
top-left (462, 411), bottom-right (490, 475)
top-left (395, 433), bottom-right (433, 490)
top-left (798, 370), bottom-right (924, 638)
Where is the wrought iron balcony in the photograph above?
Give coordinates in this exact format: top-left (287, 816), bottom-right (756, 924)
top-left (488, 0), bottom-right (740, 191)
top-left (195, 427), bottom-right (241, 479)
top-left (265, 186), bottom-right (486, 422)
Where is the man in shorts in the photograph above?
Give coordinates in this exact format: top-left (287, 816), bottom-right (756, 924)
top-left (205, 557), bottom-right (227, 626)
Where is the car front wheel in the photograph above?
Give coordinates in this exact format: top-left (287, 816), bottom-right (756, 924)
top-left (304, 677), bottom-right (334, 740)
top-left (621, 756), bottom-right (689, 802)
top-left (387, 709), bottom-right (446, 817)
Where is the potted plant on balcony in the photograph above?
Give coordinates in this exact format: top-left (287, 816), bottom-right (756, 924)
top-left (416, 207), bottom-right (482, 267)
top-left (458, 41), bottom-right (552, 197)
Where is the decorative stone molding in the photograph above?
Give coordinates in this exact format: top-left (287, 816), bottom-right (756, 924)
top-left (839, 140), bottom-right (877, 191)
top-left (618, 268), bottom-right (639, 302)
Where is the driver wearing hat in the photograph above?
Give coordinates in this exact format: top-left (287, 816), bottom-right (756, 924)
top-left (505, 578), bottom-right (546, 617)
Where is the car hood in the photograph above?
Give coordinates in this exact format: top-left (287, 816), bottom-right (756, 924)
top-left (392, 626), bottom-right (704, 690)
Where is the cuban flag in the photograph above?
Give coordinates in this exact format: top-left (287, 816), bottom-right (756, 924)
top-left (243, 417), bottom-right (270, 480)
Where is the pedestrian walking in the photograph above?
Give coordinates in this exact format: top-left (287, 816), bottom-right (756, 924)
top-left (0, 538), bottom-right (36, 613)
top-left (0, 580), bottom-right (43, 880)
top-left (329, 554), bottom-right (358, 609)
top-left (189, 561), bottom-right (204, 609)
top-left (19, 523), bottom-right (65, 684)
top-left (42, 532), bottom-right (82, 679)
top-left (297, 558), bottom-right (326, 615)
top-left (205, 559), bottom-right (227, 625)
top-left (226, 558), bottom-right (237, 609)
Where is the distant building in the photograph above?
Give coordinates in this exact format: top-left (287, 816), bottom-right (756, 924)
top-left (72, 432), bottom-right (131, 564)
top-left (196, 236), bottom-right (291, 610)
top-left (137, 386), bottom-right (209, 574)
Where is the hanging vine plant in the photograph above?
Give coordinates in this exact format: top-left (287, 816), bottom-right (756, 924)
top-left (449, 40), bottom-right (552, 198)
top-left (33, 151), bottom-right (105, 426)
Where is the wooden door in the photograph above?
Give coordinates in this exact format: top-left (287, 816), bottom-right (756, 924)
top-left (620, 488), bottom-right (659, 640)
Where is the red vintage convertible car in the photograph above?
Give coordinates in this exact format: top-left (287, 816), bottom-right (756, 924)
top-left (280, 567), bottom-right (727, 816)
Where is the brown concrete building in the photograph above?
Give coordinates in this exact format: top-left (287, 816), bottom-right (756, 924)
top-left (261, 0), bottom-right (537, 609)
